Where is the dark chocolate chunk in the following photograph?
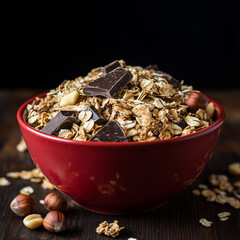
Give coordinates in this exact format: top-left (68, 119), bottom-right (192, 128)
top-left (145, 64), bottom-right (159, 71)
top-left (84, 106), bottom-right (106, 125)
top-left (165, 75), bottom-right (181, 89)
top-left (83, 67), bottom-right (133, 98)
top-left (89, 119), bottom-right (128, 142)
top-left (157, 71), bottom-right (181, 89)
top-left (102, 60), bottom-right (121, 75)
top-left (41, 111), bottom-right (78, 136)
top-left (145, 64), bottom-right (181, 89)
top-left (178, 121), bottom-right (188, 130)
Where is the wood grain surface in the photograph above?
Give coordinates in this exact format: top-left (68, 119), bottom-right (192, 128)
top-left (0, 89), bottom-right (239, 240)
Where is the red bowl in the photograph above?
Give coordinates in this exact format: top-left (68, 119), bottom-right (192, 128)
top-left (17, 93), bottom-right (225, 214)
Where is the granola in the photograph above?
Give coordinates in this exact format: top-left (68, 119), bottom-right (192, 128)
top-left (217, 212), bottom-right (231, 222)
top-left (24, 60), bottom-right (215, 142)
top-left (192, 169), bottom-right (240, 209)
top-left (6, 168), bottom-right (54, 190)
top-left (0, 177), bottom-right (11, 186)
top-left (199, 218), bottom-right (213, 227)
top-left (96, 220), bottom-right (124, 238)
top-left (20, 186), bottom-right (34, 195)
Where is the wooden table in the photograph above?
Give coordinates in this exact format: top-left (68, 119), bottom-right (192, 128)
top-left (0, 89), bottom-right (239, 240)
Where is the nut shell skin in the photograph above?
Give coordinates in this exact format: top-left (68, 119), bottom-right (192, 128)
top-left (43, 211), bottom-right (67, 232)
top-left (10, 194), bottom-right (34, 217)
top-left (44, 193), bottom-right (67, 212)
top-left (185, 91), bottom-right (209, 112)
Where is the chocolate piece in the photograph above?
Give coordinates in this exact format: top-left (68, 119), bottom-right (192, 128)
top-left (89, 119), bottom-right (128, 142)
top-left (178, 121), bottom-right (188, 129)
top-left (102, 60), bottom-right (121, 75)
top-left (84, 106), bottom-right (106, 125)
top-left (83, 67), bottom-right (133, 98)
top-left (145, 64), bottom-right (181, 89)
top-left (145, 64), bottom-right (159, 71)
top-left (165, 75), bottom-right (181, 89)
top-left (157, 71), bottom-right (181, 89)
top-left (41, 111), bottom-right (78, 136)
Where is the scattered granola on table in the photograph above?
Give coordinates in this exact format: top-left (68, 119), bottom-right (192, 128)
top-left (0, 177), bottom-right (11, 186)
top-left (228, 162), bottom-right (240, 176)
top-left (16, 137), bottom-right (27, 152)
top-left (20, 186), bottom-right (34, 195)
top-left (24, 60), bottom-right (216, 142)
top-left (217, 212), bottom-right (231, 221)
top-left (199, 218), bottom-right (213, 227)
top-left (6, 168), bottom-right (54, 190)
top-left (192, 163), bottom-right (240, 209)
top-left (96, 220), bottom-right (124, 238)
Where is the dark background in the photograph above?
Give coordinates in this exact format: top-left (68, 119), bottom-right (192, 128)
top-left (3, 1), bottom-right (240, 89)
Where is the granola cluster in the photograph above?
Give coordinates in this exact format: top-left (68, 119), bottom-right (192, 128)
top-left (25, 60), bottom-right (214, 142)
top-left (96, 220), bottom-right (124, 238)
top-left (6, 168), bottom-right (54, 191)
top-left (192, 173), bottom-right (240, 209)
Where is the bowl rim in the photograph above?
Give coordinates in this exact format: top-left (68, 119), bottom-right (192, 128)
top-left (17, 92), bottom-right (225, 147)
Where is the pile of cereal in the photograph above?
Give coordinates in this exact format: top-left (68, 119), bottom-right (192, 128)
top-left (25, 60), bottom-right (215, 142)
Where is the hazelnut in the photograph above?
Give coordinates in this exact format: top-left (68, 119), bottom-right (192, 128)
top-left (185, 91), bottom-right (209, 112)
top-left (44, 193), bottom-right (67, 212)
top-left (10, 194), bottom-right (34, 217)
top-left (43, 211), bottom-right (67, 232)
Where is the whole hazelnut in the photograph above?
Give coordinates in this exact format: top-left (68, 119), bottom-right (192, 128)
top-left (43, 211), bottom-right (67, 232)
top-left (10, 194), bottom-right (34, 217)
top-left (44, 193), bottom-right (67, 212)
top-left (185, 91), bottom-right (209, 112)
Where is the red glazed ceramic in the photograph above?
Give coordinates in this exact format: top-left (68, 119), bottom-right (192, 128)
top-left (17, 93), bottom-right (225, 214)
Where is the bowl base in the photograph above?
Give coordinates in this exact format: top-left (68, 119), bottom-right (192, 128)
top-left (72, 200), bottom-right (167, 215)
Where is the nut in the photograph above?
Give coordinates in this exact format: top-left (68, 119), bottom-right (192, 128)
top-left (10, 194), bottom-right (34, 217)
top-left (43, 211), bottom-right (67, 232)
top-left (205, 102), bottom-right (215, 118)
top-left (228, 162), bottom-right (240, 175)
top-left (60, 90), bottom-right (79, 107)
top-left (44, 193), bottom-right (67, 212)
top-left (23, 214), bottom-right (43, 229)
top-left (185, 91), bottom-right (209, 112)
